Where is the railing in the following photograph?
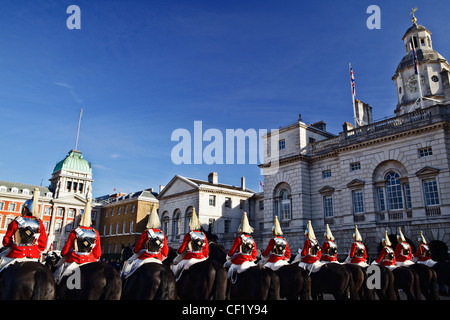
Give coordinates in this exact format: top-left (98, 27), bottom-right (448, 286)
top-left (311, 104), bottom-right (449, 154)
top-left (426, 206), bottom-right (441, 216)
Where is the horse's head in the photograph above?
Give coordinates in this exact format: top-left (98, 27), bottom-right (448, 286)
top-left (44, 251), bottom-right (61, 271)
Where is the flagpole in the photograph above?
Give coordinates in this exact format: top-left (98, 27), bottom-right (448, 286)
top-left (349, 63), bottom-right (358, 127)
top-left (411, 40), bottom-right (424, 109)
top-left (75, 108), bottom-right (83, 151)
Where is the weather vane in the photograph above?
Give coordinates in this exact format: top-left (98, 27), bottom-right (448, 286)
top-left (410, 7), bottom-right (418, 25)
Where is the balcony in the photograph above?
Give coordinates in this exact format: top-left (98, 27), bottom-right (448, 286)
top-left (376, 210), bottom-right (413, 222)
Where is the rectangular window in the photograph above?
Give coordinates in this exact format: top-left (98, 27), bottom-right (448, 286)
top-left (322, 170), bottom-right (332, 179)
top-left (404, 183), bottom-right (412, 209)
top-left (225, 197), bottom-right (231, 208)
top-left (350, 162), bottom-right (361, 171)
top-left (377, 187), bottom-right (386, 212)
top-left (129, 221), bottom-right (134, 233)
top-left (352, 190), bottom-right (364, 214)
top-left (418, 147), bottom-right (433, 158)
top-left (279, 139), bottom-right (285, 150)
top-left (259, 200), bottom-right (264, 211)
top-left (68, 208), bottom-right (75, 218)
top-left (44, 207), bottom-right (52, 216)
top-left (224, 220), bottom-right (231, 233)
top-left (57, 208), bottom-right (63, 217)
top-left (209, 195), bottom-right (216, 206)
top-left (0, 202), bottom-right (4, 210)
top-left (240, 200), bottom-right (245, 209)
top-left (8, 203), bottom-right (16, 212)
top-left (423, 179), bottom-right (440, 206)
top-left (55, 220), bottom-right (62, 232)
top-left (323, 195), bottom-right (334, 218)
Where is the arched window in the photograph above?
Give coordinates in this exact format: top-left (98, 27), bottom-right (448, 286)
top-left (385, 172), bottom-right (404, 210)
top-left (274, 185), bottom-right (291, 221)
top-left (185, 207), bottom-right (193, 233)
top-left (161, 212), bottom-right (169, 235)
top-left (173, 209), bottom-right (181, 237)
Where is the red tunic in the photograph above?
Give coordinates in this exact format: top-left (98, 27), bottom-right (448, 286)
top-left (177, 230), bottom-right (209, 260)
top-left (61, 227), bottom-right (101, 264)
top-left (2, 216), bottom-right (47, 259)
top-left (414, 244), bottom-right (431, 262)
top-left (300, 239), bottom-right (321, 263)
top-left (394, 242), bottom-right (413, 262)
top-left (375, 246), bottom-right (396, 266)
top-left (262, 236), bottom-right (290, 263)
top-left (228, 234), bottom-right (257, 265)
top-left (134, 228), bottom-right (169, 261)
top-left (320, 240), bottom-right (337, 262)
top-left (349, 241), bottom-right (367, 264)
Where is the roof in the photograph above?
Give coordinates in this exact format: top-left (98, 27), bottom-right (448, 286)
top-left (186, 177), bottom-right (255, 193)
top-left (53, 150), bottom-right (92, 175)
top-left (93, 188), bottom-right (158, 205)
top-left (0, 180), bottom-right (50, 195)
top-left (402, 24), bottom-right (431, 40)
top-left (396, 47), bottom-right (448, 74)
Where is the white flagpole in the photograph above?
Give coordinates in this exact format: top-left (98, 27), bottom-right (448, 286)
top-left (349, 63), bottom-right (358, 127)
top-left (75, 108), bottom-right (83, 150)
top-left (411, 40), bottom-right (424, 109)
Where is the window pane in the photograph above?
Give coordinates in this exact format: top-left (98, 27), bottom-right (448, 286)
top-left (352, 190), bottom-right (364, 214)
top-left (385, 172), bottom-right (403, 210)
top-left (323, 196), bottom-right (333, 217)
top-left (423, 179), bottom-right (440, 206)
top-left (377, 187), bottom-right (386, 211)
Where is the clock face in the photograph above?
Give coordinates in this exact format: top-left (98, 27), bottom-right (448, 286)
top-left (406, 74), bottom-right (424, 92)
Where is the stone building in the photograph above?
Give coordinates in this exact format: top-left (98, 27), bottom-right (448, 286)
top-left (157, 172), bottom-right (262, 249)
top-left (259, 18), bottom-right (450, 260)
top-left (94, 189), bottom-right (158, 259)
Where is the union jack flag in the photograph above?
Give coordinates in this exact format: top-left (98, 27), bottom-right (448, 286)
top-left (412, 44), bottom-right (419, 75)
top-left (349, 64), bottom-right (356, 97)
top-left (259, 179), bottom-right (265, 192)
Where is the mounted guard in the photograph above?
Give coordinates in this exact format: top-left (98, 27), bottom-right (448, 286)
top-left (0, 187), bottom-right (47, 272)
top-left (260, 216), bottom-right (290, 271)
top-left (172, 208), bottom-right (209, 278)
top-left (292, 220), bottom-right (324, 273)
top-left (394, 227), bottom-right (414, 266)
top-left (121, 204), bottom-right (168, 278)
top-left (374, 230), bottom-right (396, 270)
top-left (225, 212), bottom-right (257, 279)
top-left (413, 231), bottom-right (436, 267)
top-left (320, 224), bottom-right (338, 263)
top-left (54, 198), bottom-right (101, 282)
top-left (345, 225), bottom-right (368, 267)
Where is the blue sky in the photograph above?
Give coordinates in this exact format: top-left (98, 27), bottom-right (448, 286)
top-left (0, 0), bottom-right (449, 197)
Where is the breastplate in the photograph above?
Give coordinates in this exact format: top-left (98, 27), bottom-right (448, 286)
top-left (75, 227), bottom-right (97, 253)
top-left (421, 244), bottom-right (430, 257)
top-left (146, 229), bottom-right (165, 253)
top-left (240, 234), bottom-right (254, 255)
top-left (188, 231), bottom-right (206, 253)
top-left (15, 216), bottom-right (40, 245)
top-left (384, 247), bottom-right (394, 261)
top-left (401, 242), bottom-right (411, 255)
top-left (308, 239), bottom-right (320, 256)
top-left (355, 242), bottom-right (365, 258)
top-left (273, 237), bottom-right (287, 256)
top-left (327, 241), bottom-right (338, 256)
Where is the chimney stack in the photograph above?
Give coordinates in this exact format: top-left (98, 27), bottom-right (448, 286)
top-left (208, 172), bottom-right (218, 184)
top-left (241, 176), bottom-right (246, 190)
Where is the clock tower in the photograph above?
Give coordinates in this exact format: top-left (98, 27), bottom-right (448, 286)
top-left (393, 10), bottom-right (450, 115)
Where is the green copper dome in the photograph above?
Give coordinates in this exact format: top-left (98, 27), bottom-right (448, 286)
top-left (53, 150), bottom-right (92, 174)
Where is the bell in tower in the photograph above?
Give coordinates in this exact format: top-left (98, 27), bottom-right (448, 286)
top-left (392, 8), bottom-right (450, 115)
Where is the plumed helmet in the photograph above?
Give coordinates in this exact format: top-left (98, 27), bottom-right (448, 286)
top-left (304, 220), bottom-right (316, 240)
top-left (418, 231), bottom-right (427, 244)
top-left (238, 212), bottom-right (254, 234)
top-left (382, 230), bottom-right (392, 246)
top-left (146, 204), bottom-right (161, 229)
top-left (324, 224), bottom-right (335, 241)
top-left (353, 225), bottom-right (362, 242)
top-left (397, 227), bottom-right (406, 242)
top-left (272, 216), bottom-right (283, 236)
top-left (79, 198), bottom-right (92, 227)
top-left (23, 187), bottom-right (40, 218)
top-left (189, 207), bottom-right (201, 231)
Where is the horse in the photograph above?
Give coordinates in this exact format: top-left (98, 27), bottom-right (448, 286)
top-left (343, 263), bottom-right (373, 300)
top-left (0, 261), bottom-right (55, 300)
top-left (392, 266), bottom-right (422, 300)
top-left (429, 240), bottom-right (450, 296)
top-left (45, 252), bottom-right (121, 300)
top-left (371, 264), bottom-right (397, 300)
top-left (228, 264), bottom-right (280, 300)
top-left (308, 262), bottom-right (359, 300)
top-left (409, 263), bottom-right (439, 300)
top-left (176, 258), bottom-right (227, 300)
top-left (275, 263), bottom-right (310, 300)
top-left (120, 246), bottom-right (177, 300)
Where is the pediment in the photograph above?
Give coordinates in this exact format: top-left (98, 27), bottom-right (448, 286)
top-left (52, 194), bottom-right (87, 207)
top-left (416, 166), bottom-right (440, 177)
top-left (346, 179), bottom-right (365, 189)
top-left (318, 186), bottom-right (335, 195)
top-left (157, 175), bottom-right (199, 199)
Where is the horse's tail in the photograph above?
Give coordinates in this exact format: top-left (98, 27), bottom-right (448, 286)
top-left (99, 265), bottom-right (122, 300)
top-left (211, 261), bottom-right (227, 300)
top-left (267, 268), bottom-right (280, 300)
top-left (411, 268), bottom-right (423, 300)
top-left (30, 268), bottom-right (55, 300)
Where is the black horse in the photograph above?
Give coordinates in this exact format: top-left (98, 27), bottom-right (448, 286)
top-left (343, 263), bottom-right (373, 300)
top-left (120, 246), bottom-right (177, 300)
top-left (308, 262), bottom-right (359, 300)
top-left (228, 264), bottom-right (280, 300)
top-left (0, 261), bottom-right (55, 300)
top-left (275, 263), bottom-right (310, 300)
top-left (46, 252), bottom-right (121, 300)
top-left (392, 266), bottom-right (422, 300)
top-left (429, 240), bottom-right (450, 296)
top-left (371, 264), bottom-right (397, 300)
top-left (176, 258), bottom-right (227, 300)
top-left (409, 263), bottom-right (439, 300)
